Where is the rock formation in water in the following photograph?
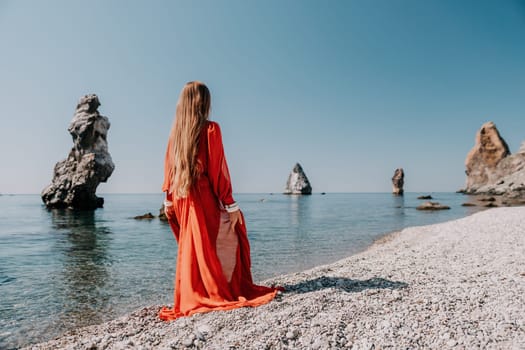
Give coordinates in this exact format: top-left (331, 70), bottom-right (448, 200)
top-left (417, 195), bottom-right (433, 200)
top-left (134, 213), bottom-right (155, 220)
top-left (284, 163), bottom-right (312, 195)
top-left (463, 122), bottom-right (525, 197)
top-left (391, 168), bottom-right (404, 195)
top-left (416, 201), bottom-right (450, 211)
top-left (159, 204), bottom-right (168, 221)
top-left (41, 94), bottom-right (115, 209)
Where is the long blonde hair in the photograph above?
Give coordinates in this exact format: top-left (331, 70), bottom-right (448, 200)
top-left (170, 81), bottom-right (211, 197)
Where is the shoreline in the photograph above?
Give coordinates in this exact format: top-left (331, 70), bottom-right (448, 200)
top-left (24, 206), bottom-right (525, 349)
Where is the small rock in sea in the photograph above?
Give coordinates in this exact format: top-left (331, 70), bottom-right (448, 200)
top-left (462, 203), bottom-right (476, 207)
top-left (159, 204), bottom-right (167, 221)
top-left (416, 201), bottom-right (450, 211)
top-left (479, 196), bottom-right (496, 202)
top-left (392, 168), bottom-right (405, 195)
top-left (284, 163), bottom-right (312, 195)
top-left (417, 195), bottom-right (433, 200)
top-left (134, 213), bottom-right (155, 220)
top-left (484, 202), bottom-right (498, 208)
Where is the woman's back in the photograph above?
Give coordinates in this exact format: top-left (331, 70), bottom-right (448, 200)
top-left (160, 82), bottom-right (280, 321)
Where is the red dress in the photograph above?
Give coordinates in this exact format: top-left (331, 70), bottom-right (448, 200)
top-left (159, 121), bottom-right (280, 320)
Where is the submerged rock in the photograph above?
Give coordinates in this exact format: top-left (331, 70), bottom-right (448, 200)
top-left (284, 163), bottom-right (312, 195)
top-left (392, 168), bottom-right (404, 195)
top-left (134, 213), bottom-right (155, 220)
top-left (417, 195), bottom-right (432, 200)
top-left (41, 94), bottom-right (115, 210)
top-left (416, 201), bottom-right (450, 211)
top-left (159, 204), bottom-right (167, 221)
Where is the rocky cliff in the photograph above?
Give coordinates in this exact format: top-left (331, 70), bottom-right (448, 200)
top-left (284, 163), bottom-right (312, 195)
top-left (41, 94), bottom-right (115, 209)
top-left (463, 122), bottom-right (525, 197)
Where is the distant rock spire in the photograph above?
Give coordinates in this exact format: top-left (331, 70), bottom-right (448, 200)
top-left (392, 168), bottom-right (404, 195)
top-left (41, 94), bottom-right (115, 209)
top-left (284, 163), bottom-right (312, 195)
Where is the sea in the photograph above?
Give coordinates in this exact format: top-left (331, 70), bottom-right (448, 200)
top-left (0, 192), bottom-right (483, 349)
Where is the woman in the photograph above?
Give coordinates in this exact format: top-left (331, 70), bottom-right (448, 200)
top-left (159, 81), bottom-right (280, 320)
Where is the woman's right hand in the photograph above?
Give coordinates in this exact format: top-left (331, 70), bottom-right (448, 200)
top-left (164, 200), bottom-right (173, 219)
top-left (228, 209), bottom-right (243, 233)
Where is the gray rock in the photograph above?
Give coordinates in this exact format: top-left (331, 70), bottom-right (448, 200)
top-left (416, 201), bottom-right (450, 211)
top-left (284, 163), bottom-right (312, 195)
top-left (134, 213), bottom-right (155, 220)
top-left (392, 168), bottom-right (404, 195)
top-left (41, 94), bottom-right (114, 209)
top-left (159, 204), bottom-right (168, 221)
top-left (181, 339), bottom-right (193, 347)
top-left (417, 195), bottom-right (432, 200)
top-left (286, 329), bottom-right (299, 339)
top-left (196, 324), bottom-right (211, 335)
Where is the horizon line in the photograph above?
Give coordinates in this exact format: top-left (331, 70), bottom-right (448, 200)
top-left (1, 191), bottom-right (465, 196)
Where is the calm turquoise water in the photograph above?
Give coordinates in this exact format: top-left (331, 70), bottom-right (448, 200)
top-left (0, 193), bottom-right (482, 348)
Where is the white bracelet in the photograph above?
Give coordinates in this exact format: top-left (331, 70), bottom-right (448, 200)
top-left (224, 202), bottom-right (240, 213)
top-left (164, 200), bottom-right (173, 207)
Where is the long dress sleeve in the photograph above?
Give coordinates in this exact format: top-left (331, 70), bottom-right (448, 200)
top-left (162, 135), bottom-right (174, 194)
top-left (206, 122), bottom-right (236, 207)
top-left (161, 135), bottom-right (180, 240)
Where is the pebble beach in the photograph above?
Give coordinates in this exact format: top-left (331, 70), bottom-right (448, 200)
top-left (25, 206), bottom-right (525, 350)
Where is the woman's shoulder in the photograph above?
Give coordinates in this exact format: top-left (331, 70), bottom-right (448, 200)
top-left (205, 120), bottom-right (222, 134)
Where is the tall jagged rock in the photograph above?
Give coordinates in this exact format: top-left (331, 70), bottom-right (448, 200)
top-left (284, 163), bottom-right (312, 195)
top-left (463, 121), bottom-right (525, 196)
top-left (392, 168), bottom-right (404, 195)
top-left (41, 94), bottom-right (115, 209)
top-left (465, 121), bottom-right (510, 191)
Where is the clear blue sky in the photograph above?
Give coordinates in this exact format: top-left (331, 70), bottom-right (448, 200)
top-left (1, 0), bottom-right (524, 194)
